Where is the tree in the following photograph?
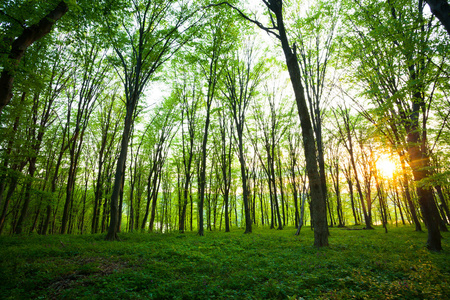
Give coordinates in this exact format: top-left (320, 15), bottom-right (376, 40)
top-left (60, 42), bottom-right (109, 234)
top-left (222, 43), bottom-right (264, 234)
top-left (250, 81), bottom-right (291, 230)
top-left (263, 0), bottom-right (330, 245)
top-left (141, 101), bottom-right (178, 232)
top-left (328, 139), bottom-right (345, 227)
top-left (11, 37), bottom-right (72, 234)
top-left (193, 6), bottom-right (237, 236)
top-left (104, 0), bottom-right (200, 240)
top-left (91, 90), bottom-right (124, 234)
top-left (0, 1), bottom-right (69, 115)
top-left (216, 106), bottom-right (234, 232)
top-left (286, 120), bottom-right (302, 229)
top-left (217, 0), bottom-right (329, 246)
top-left (291, 0), bottom-right (340, 230)
top-left (332, 105), bottom-right (374, 230)
top-left (341, 0), bottom-right (448, 250)
top-left (176, 80), bottom-right (201, 233)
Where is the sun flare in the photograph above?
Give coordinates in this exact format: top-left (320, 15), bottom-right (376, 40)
top-left (376, 156), bottom-right (396, 178)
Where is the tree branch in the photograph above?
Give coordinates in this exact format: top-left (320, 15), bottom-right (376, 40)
top-left (0, 1), bottom-right (69, 115)
top-left (210, 2), bottom-right (280, 39)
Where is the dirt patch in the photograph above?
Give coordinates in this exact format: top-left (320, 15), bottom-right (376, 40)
top-left (46, 256), bottom-right (131, 298)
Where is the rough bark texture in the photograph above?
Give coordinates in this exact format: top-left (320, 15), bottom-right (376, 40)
top-left (0, 1), bottom-right (69, 115)
top-left (406, 130), bottom-right (442, 251)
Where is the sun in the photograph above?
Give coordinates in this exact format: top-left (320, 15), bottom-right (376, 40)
top-left (376, 155), bottom-right (396, 178)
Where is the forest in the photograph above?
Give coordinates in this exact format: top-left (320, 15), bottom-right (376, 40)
top-left (1, 0), bottom-right (450, 248)
top-left (1, 0), bottom-right (450, 298)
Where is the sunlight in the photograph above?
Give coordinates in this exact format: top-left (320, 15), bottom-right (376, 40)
top-left (376, 155), bottom-right (396, 178)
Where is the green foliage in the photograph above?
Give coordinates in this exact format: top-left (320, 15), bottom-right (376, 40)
top-left (1, 226), bottom-right (449, 299)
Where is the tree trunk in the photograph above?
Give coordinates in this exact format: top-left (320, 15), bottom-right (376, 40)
top-left (396, 157), bottom-right (422, 231)
top-left (267, 1), bottom-right (328, 246)
top-left (237, 131), bottom-right (252, 234)
top-left (435, 185), bottom-right (450, 224)
top-left (198, 101), bottom-right (212, 236)
top-left (0, 1), bottom-right (68, 115)
top-left (425, 0), bottom-right (450, 36)
top-left (105, 104), bottom-right (133, 240)
top-left (149, 174), bottom-right (162, 232)
top-left (407, 131), bottom-right (441, 250)
top-left (0, 177), bottom-right (20, 233)
top-left (0, 92), bottom-right (23, 212)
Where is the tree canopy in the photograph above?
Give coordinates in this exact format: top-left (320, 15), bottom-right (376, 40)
top-left (0, 0), bottom-right (449, 252)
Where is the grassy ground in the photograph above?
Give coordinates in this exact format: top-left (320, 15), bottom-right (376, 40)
top-left (0, 225), bottom-right (449, 299)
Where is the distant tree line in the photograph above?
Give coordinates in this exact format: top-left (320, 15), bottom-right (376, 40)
top-left (0, 0), bottom-right (449, 251)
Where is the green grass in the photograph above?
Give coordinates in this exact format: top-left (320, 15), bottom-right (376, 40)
top-left (1, 225), bottom-right (449, 299)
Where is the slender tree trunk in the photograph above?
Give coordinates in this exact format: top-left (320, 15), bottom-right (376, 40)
top-left (105, 104), bottom-right (134, 240)
top-left (270, 160), bottom-right (282, 230)
top-left (118, 167), bottom-right (125, 233)
top-left (394, 186), bottom-right (406, 225)
top-left (149, 174), bottom-right (162, 232)
top-left (267, 1), bottom-right (328, 246)
top-left (399, 157), bottom-right (422, 231)
top-left (295, 187), bottom-right (308, 236)
top-left (435, 185), bottom-right (450, 224)
top-left (142, 170), bottom-right (154, 230)
top-left (237, 131), bottom-right (252, 233)
top-left (0, 177), bottom-right (20, 233)
top-left (276, 154), bottom-right (286, 227)
top-left (198, 101), bottom-right (212, 236)
top-left (15, 93), bottom-right (48, 234)
top-left (348, 133), bottom-right (372, 229)
top-left (61, 148), bottom-right (77, 234)
top-left (0, 92), bottom-right (23, 212)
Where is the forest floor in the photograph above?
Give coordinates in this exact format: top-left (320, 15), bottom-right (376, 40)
top-left (1, 225), bottom-right (449, 299)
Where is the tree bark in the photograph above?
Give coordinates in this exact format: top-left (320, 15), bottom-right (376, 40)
top-left (0, 1), bottom-right (69, 115)
top-left (407, 131), bottom-right (442, 251)
top-left (198, 101), bottom-right (212, 236)
top-left (237, 131), bottom-right (252, 233)
top-left (266, 0), bottom-right (328, 246)
top-left (105, 104), bottom-right (133, 240)
top-left (425, 0), bottom-right (450, 36)
top-left (399, 157), bottom-right (422, 231)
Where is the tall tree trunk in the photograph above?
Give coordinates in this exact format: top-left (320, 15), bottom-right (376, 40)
top-left (270, 155), bottom-right (282, 230)
top-left (407, 139), bottom-right (442, 250)
top-left (198, 102), bottom-right (212, 236)
top-left (435, 185), bottom-right (450, 224)
top-left (0, 92), bottom-right (23, 212)
top-left (237, 131), bottom-right (252, 233)
top-left (149, 173), bottom-right (162, 232)
top-left (0, 176), bottom-right (20, 233)
top-left (15, 92), bottom-right (51, 234)
top-left (265, 1), bottom-right (328, 246)
top-left (118, 167), bottom-right (125, 233)
top-left (105, 104), bottom-right (133, 240)
top-left (399, 157), bottom-right (422, 231)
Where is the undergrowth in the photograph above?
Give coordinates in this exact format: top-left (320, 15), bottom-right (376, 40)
top-left (0, 225), bottom-right (449, 299)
